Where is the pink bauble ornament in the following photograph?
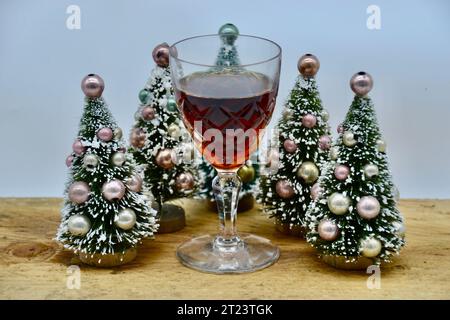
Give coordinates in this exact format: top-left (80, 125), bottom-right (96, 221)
top-left (72, 139), bottom-right (85, 155)
top-left (81, 74), bottom-right (104, 98)
top-left (97, 127), bottom-right (113, 142)
top-left (152, 43), bottom-right (170, 67)
top-left (68, 181), bottom-right (90, 204)
top-left (334, 164), bottom-right (350, 181)
top-left (175, 172), bottom-right (195, 191)
top-left (102, 179), bottom-right (126, 202)
top-left (126, 175), bottom-right (143, 192)
top-left (318, 219), bottom-right (339, 241)
top-left (275, 180), bottom-right (294, 199)
top-left (130, 128), bottom-right (146, 149)
top-left (301, 114), bottom-right (317, 128)
top-left (141, 106), bottom-right (156, 121)
top-left (310, 183), bottom-right (323, 200)
top-left (319, 135), bottom-right (332, 150)
top-left (297, 53), bottom-right (320, 78)
top-left (337, 123), bottom-right (344, 134)
top-left (357, 196), bottom-right (380, 219)
top-left (283, 139), bottom-right (297, 153)
top-left (350, 71), bottom-right (373, 97)
top-left (156, 148), bottom-right (176, 169)
top-left (65, 155), bottom-right (74, 167)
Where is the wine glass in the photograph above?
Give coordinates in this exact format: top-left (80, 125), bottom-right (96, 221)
top-left (169, 34), bottom-right (281, 274)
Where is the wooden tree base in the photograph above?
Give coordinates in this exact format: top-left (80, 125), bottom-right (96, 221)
top-left (321, 255), bottom-right (376, 270)
top-left (275, 220), bottom-right (306, 238)
top-left (157, 203), bottom-right (186, 234)
top-left (78, 247), bottom-right (137, 267)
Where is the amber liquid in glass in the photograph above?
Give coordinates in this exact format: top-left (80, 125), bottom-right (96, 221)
top-left (176, 71), bottom-right (276, 170)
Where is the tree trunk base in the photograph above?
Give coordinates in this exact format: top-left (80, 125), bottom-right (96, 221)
top-left (157, 203), bottom-right (186, 234)
top-left (275, 220), bottom-right (306, 238)
top-left (321, 255), bottom-right (376, 270)
top-left (78, 247), bottom-right (137, 267)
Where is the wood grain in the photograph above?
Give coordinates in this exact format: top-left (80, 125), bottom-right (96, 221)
top-left (0, 198), bottom-right (449, 299)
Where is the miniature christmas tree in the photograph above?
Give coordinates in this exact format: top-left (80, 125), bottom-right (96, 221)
top-left (129, 43), bottom-right (198, 232)
top-left (259, 54), bottom-right (332, 235)
top-left (305, 72), bottom-right (405, 269)
top-left (57, 74), bottom-right (157, 267)
top-left (197, 23), bottom-right (259, 212)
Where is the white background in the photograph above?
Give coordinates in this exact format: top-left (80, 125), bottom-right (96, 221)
top-left (0, 0), bottom-right (449, 198)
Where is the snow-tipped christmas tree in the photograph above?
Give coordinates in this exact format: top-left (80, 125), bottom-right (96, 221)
top-left (259, 54), bottom-right (332, 234)
top-left (197, 23), bottom-right (259, 212)
top-left (57, 74), bottom-right (157, 267)
top-left (129, 43), bottom-right (198, 207)
top-left (305, 72), bottom-right (405, 269)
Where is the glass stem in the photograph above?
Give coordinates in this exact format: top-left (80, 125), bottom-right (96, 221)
top-left (212, 171), bottom-right (242, 249)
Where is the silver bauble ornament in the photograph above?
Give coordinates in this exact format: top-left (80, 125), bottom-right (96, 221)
top-left (330, 146), bottom-right (339, 160)
top-left (360, 237), bottom-right (382, 258)
top-left (126, 174), bottom-right (143, 192)
top-left (318, 219), bottom-right (339, 241)
top-left (342, 131), bottom-right (357, 147)
top-left (68, 181), bottom-right (90, 204)
top-left (297, 53), bottom-right (320, 78)
top-left (82, 153), bottom-right (99, 171)
top-left (102, 179), bottom-right (126, 201)
top-left (175, 172), bottom-right (195, 191)
top-left (376, 139), bottom-right (387, 153)
top-left (81, 74), bottom-right (104, 98)
top-left (327, 192), bottom-right (350, 215)
top-left (350, 71), bottom-right (373, 97)
top-left (392, 221), bottom-right (406, 238)
top-left (67, 214), bottom-right (91, 236)
top-left (114, 208), bottom-right (136, 230)
top-left (363, 164), bottom-right (379, 179)
top-left (114, 127), bottom-right (123, 140)
top-left (275, 180), bottom-right (294, 199)
top-left (111, 152), bottom-right (126, 166)
top-left (357, 196), bottom-right (380, 219)
top-left (297, 161), bottom-right (319, 184)
top-left (321, 109), bottom-right (330, 121)
top-left (152, 43), bottom-right (170, 67)
top-left (168, 123), bottom-right (181, 138)
top-left (156, 148), bottom-right (176, 169)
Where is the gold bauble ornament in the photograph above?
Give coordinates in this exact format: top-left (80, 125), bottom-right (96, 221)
top-left (296, 161), bottom-right (319, 184)
top-left (238, 165), bottom-right (255, 183)
top-left (327, 192), bottom-right (350, 215)
top-left (360, 237), bottom-right (382, 258)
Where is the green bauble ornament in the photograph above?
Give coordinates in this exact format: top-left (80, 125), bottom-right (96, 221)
top-left (167, 98), bottom-right (178, 112)
top-left (139, 89), bottom-right (150, 104)
top-left (219, 23), bottom-right (239, 45)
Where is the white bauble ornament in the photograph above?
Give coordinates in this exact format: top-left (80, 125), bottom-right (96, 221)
top-left (363, 164), bottom-right (379, 179)
top-left (111, 152), bottom-right (126, 166)
top-left (115, 208), bottom-right (136, 230)
top-left (327, 192), bottom-right (350, 215)
top-left (376, 139), bottom-right (387, 153)
top-left (342, 131), bottom-right (357, 147)
top-left (360, 237), bottom-right (382, 258)
top-left (82, 154), bottom-right (99, 171)
top-left (67, 214), bottom-right (91, 236)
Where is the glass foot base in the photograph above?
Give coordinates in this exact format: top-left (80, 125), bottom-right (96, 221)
top-left (176, 233), bottom-right (280, 274)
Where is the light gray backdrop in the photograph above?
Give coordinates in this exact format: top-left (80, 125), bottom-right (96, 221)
top-left (1, 0), bottom-right (449, 198)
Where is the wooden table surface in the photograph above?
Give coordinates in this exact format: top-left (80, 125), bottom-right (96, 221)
top-left (0, 198), bottom-right (449, 300)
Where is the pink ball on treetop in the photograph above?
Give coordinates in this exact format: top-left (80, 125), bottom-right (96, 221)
top-left (350, 71), bottom-right (373, 97)
top-left (301, 114), bottom-right (317, 128)
top-left (81, 74), bottom-right (104, 98)
top-left (152, 43), bottom-right (170, 67)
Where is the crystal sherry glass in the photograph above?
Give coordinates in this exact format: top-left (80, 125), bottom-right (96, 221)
top-left (170, 34), bottom-right (281, 274)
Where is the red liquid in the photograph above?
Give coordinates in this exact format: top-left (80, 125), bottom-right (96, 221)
top-left (176, 71), bottom-right (277, 170)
